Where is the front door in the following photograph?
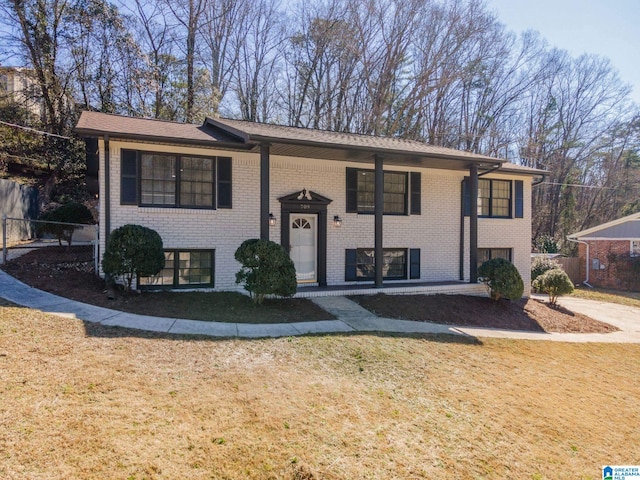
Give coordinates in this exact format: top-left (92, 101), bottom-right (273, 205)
top-left (290, 214), bottom-right (317, 283)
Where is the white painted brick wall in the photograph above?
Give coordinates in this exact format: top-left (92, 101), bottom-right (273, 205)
top-left (100, 140), bottom-right (532, 295)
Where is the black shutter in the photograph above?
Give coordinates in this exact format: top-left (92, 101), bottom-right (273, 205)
top-left (217, 157), bottom-right (232, 208)
top-left (410, 172), bottom-right (421, 215)
top-left (514, 180), bottom-right (523, 218)
top-left (409, 248), bottom-right (420, 279)
top-left (121, 149), bottom-right (138, 205)
top-left (462, 177), bottom-right (470, 216)
top-left (345, 249), bottom-right (357, 281)
top-left (346, 168), bottom-right (358, 213)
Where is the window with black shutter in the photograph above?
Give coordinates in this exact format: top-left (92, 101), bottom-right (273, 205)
top-left (120, 149), bottom-right (232, 210)
top-left (463, 177), bottom-right (516, 218)
top-left (346, 167), bottom-right (420, 215)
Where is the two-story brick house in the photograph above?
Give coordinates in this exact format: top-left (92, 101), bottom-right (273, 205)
top-left (75, 111), bottom-right (545, 297)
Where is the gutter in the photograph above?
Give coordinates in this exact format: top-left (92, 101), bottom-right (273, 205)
top-left (566, 236), bottom-right (592, 287)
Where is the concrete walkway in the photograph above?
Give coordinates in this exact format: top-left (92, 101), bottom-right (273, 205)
top-left (1, 269), bottom-right (639, 342)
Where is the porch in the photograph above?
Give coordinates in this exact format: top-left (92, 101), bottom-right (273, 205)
top-left (294, 280), bottom-right (487, 298)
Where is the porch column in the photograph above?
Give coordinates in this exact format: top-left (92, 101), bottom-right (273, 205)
top-left (260, 143), bottom-right (270, 240)
top-left (469, 163), bottom-right (478, 283)
top-left (375, 154), bottom-right (384, 287)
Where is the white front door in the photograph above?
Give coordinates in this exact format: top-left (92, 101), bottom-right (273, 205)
top-left (290, 214), bottom-right (317, 283)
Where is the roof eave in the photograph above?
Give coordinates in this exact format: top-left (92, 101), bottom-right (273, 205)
top-left (205, 117), bottom-right (251, 143)
top-left (245, 133), bottom-right (504, 166)
top-left (568, 214), bottom-right (640, 239)
top-left (74, 128), bottom-right (252, 151)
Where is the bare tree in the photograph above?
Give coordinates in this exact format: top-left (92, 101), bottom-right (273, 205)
top-left (164, 0), bottom-right (208, 122)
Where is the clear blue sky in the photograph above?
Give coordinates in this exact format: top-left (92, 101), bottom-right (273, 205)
top-left (486, 0), bottom-right (640, 103)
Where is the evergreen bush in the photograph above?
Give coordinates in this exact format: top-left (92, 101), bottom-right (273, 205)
top-left (102, 224), bottom-right (165, 291)
top-left (478, 258), bottom-right (524, 301)
top-left (235, 239), bottom-right (297, 304)
top-left (532, 267), bottom-right (574, 305)
top-left (38, 202), bottom-right (94, 246)
top-left (531, 256), bottom-right (561, 291)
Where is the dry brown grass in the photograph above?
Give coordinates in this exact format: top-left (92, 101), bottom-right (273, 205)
top-left (1, 298), bottom-right (639, 479)
top-left (571, 287), bottom-right (640, 309)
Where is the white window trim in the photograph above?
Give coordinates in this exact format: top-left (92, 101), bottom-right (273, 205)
top-left (631, 240), bottom-right (640, 257)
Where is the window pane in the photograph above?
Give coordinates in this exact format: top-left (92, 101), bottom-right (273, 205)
top-left (384, 249), bottom-right (406, 278)
top-left (478, 249), bottom-right (491, 267)
top-left (180, 156), bottom-right (214, 207)
top-left (141, 154), bottom-right (176, 205)
top-left (384, 173), bottom-right (406, 214)
top-left (492, 198), bottom-right (510, 217)
top-left (492, 248), bottom-right (511, 261)
top-left (178, 251), bottom-right (212, 285)
top-left (356, 248), bottom-right (406, 279)
top-left (493, 180), bottom-right (510, 198)
top-left (357, 171), bottom-right (375, 212)
top-left (478, 179), bottom-right (491, 216)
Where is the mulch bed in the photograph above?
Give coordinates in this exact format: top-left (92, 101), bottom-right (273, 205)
top-left (1, 245), bottom-right (334, 323)
top-left (350, 294), bottom-right (619, 334)
top-left (2, 245), bottom-right (620, 333)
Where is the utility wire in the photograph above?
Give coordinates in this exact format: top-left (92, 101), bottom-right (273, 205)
top-left (0, 152), bottom-right (49, 164)
top-left (0, 120), bottom-right (70, 139)
top-left (538, 181), bottom-right (640, 189)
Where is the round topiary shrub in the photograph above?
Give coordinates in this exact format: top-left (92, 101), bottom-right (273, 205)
top-left (531, 256), bottom-right (561, 291)
top-left (478, 257), bottom-right (524, 302)
top-left (532, 267), bottom-right (574, 305)
top-left (235, 238), bottom-right (297, 304)
top-left (102, 224), bottom-right (165, 291)
top-left (38, 202), bottom-right (95, 246)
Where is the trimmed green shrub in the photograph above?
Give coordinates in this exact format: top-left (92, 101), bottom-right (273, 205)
top-left (532, 267), bottom-right (574, 305)
top-left (38, 202), bottom-right (94, 246)
top-left (102, 224), bottom-right (165, 291)
top-left (478, 258), bottom-right (524, 301)
top-left (531, 256), bottom-right (561, 290)
top-left (235, 239), bottom-right (297, 304)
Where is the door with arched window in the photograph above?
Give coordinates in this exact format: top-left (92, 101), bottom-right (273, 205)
top-left (290, 214), bottom-right (317, 282)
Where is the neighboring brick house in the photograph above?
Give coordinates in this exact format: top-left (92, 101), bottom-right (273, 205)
top-left (568, 212), bottom-right (640, 290)
top-left (75, 111), bottom-right (545, 297)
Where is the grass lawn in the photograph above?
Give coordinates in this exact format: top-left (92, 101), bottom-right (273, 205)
top-left (1, 299), bottom-right (639, 479)
top-left (571, 286), bottom-right (640, 309)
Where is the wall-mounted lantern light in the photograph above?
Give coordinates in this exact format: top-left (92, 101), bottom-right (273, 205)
top-left (333, 215), bottom-right (342, 227)
top-left (269, 213), bottom-right (277, 226)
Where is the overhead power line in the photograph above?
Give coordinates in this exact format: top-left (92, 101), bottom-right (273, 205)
top-left (538, 182), bottom-right (615, 190)
top-left (0, 120), bottom-right (70, 140)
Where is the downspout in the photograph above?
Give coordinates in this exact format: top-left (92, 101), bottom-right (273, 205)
top-left (532, 175), bottom-right (545, 186)
top-left (478, 164), bottom-right (501, 178)
top-left (459, 180), bottom-right (465, 281)
top-left (567, 237), bottom-right (592, 287)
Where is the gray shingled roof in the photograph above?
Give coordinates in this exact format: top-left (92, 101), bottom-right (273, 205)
top-left (75, 111), bottom-right (242, 145)
top-left (75, 111), bottom-right (546, 175)
top-left (208, 117), bottom-right (504, 164)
